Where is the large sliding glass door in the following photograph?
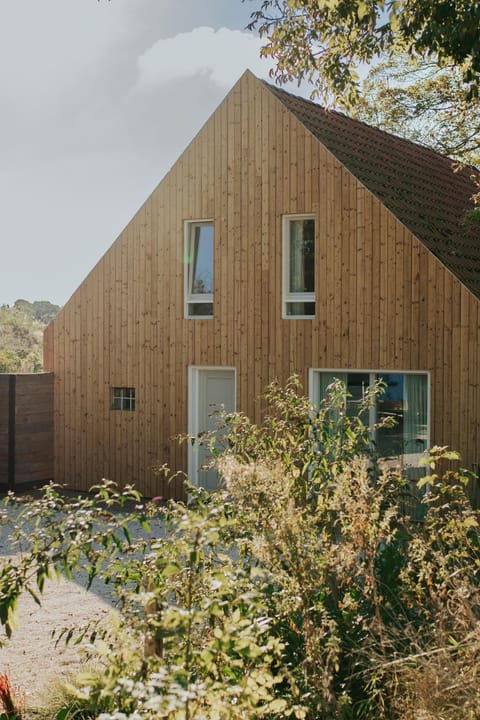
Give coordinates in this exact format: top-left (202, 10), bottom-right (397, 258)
top-left (311, 369), bottom-right (429, 518)
top-left (311, 370), bottom-right (429, 464)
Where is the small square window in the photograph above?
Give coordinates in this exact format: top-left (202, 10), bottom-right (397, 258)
top-left (112, 387), bottom-right (136, 411)
top-left (283, 215), bottom-right (315, 318)
top-left (185, 221), bottom-right (214, 318)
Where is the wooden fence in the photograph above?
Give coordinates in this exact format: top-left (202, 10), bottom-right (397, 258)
top-left (0, 373), bottom-right (54, 491)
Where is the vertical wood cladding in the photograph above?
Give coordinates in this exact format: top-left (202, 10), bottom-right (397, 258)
top-left (43, 71), bottom-right (480, 500)
top-left (15, 374), bottom-right (54, 486)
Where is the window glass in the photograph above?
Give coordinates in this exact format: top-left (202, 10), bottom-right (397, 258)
top-left (376, 374), bottom-right (405, 456)
top-left (312, 370), bottom-right (428, 520)
top-left (284, 216), bottom-right (315, 318)
top-left (289, 218), bottom-right (315, 293)
top-left (186, 222), bottom-right (213, 318)
top-left (188, 303), bottom-right (214, 317)
top-left (286, 302), bottom-right (316, 317)
top-left (112, 387), bottom-right (136, 411)
top-left (189, 224), bottom-right (213, 295)
top-left (313, 371), bottom-right (428, 458)
top-left (345, 373), bottom-right (370, 418)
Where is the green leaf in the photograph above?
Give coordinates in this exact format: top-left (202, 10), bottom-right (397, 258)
top-left (443, 450), bottom-right (461, 460)
top-left (269, 698), bottom-right (288, 712)
top-left (162, 563), bottom-right (180, 577)
top-left (26, 585), bottom-right (42, 606)
top-left (123, 525), bottom-right (132, 545)
top-left (417, 475), bottom-right (435, 488)
top-left (357, 2), bottom-right (370, 21)
top-left (55, 709), bottom-right (69, 720)
top-left (418, 456), bottom-right (435, 468)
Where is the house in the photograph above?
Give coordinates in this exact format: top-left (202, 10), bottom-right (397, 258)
top-left (43, 70), bottom-right (480, 503)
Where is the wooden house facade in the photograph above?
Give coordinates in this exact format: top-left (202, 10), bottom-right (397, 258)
top-left (43, 70), bottom-right (480, 502)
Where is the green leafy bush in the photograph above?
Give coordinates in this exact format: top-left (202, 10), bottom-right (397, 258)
top-left (0, 300), bottom-right (59, 373)
top-left (1, 378), bottom-right (479, 719)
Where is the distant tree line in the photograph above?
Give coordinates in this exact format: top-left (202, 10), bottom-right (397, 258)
top-left (0, 299), bottom-right (60, 373)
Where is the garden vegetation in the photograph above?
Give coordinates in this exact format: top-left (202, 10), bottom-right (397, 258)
top-left (0, 301), bottom-right (59, 374)
top-left (0, 378), bottom-right (479, 719)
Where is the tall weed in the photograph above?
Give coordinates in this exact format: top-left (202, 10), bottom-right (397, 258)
top-left (0, 378), bottom-right (478, 719)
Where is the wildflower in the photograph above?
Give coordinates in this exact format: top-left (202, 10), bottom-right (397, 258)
top-left (0, 673), bottom-right (22, 720)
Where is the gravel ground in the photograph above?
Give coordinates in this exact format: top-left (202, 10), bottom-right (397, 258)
top-left (0, 575), bottom-right (114, 708)
top-left (0, 493), bottom-right (165, 710)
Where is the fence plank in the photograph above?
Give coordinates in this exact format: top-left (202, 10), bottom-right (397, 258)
top-left (0, 373), bottom-right (53, 490)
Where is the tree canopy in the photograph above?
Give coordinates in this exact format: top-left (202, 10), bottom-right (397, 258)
top-left (351, 54), bottom-right (480, 166)
top-left (246, 0), bottom-right (480, 106)
top-left (0, 300), bottom-right (60, 373)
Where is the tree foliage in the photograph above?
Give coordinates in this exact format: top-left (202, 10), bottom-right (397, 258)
top-left (245, 0), bottom-right (480, 106)
top-left (0, 300), bottom-right (59, 373)
top-left (351, 54), bottom-right (480, 166)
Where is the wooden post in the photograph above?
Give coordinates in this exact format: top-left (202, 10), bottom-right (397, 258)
top-left (7, 375), bottom-right (16, 492)
top-left (144, 579), bottom-right (162, 658)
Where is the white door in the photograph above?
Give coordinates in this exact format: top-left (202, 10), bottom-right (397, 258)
top-left (188, 367), bottom-right (236, 490)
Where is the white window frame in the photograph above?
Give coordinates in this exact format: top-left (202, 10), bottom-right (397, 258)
top-left (184, 220), bottom-right (214, 319)
top-left (309, 368), bottom-right (430, 466)
top-left (282, 214), bottom-right (316, 319)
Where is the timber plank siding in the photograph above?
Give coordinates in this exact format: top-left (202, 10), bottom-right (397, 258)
top-left (43, 71), bottom-right (480, 503)
top-left (0, 373), bottom-right (54, 491)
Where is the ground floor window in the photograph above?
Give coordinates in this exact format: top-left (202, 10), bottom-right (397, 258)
top-left (111, 387), bottom-right (136, 411)
top-left (310, 370), bottom-right (429, 461)
top-left (310, 370), bottom-right (429, 518)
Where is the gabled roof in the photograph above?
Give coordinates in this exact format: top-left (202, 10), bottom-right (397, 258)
top-left (265, 81), bottom-right (480, 300)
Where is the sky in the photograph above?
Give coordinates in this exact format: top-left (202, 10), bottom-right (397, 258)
top-left (0, 0), bottom-right (308, 307)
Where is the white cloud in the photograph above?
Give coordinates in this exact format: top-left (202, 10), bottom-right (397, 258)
top-left (137, 26), bottom-right (274, 89)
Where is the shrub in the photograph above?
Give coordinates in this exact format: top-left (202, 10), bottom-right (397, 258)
top-left (0, 378), bottom-right (479, 719)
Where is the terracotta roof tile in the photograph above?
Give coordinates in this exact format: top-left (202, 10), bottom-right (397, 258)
top-left (265, 82), bottom-right (480, 299)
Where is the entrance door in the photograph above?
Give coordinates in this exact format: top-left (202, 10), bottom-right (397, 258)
top-left (188, 367), bottom-right (236, 490)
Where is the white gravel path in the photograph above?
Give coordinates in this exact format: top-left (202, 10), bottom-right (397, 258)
top-left (0, 494), bottom-right (165, 710)
top-left (0, 575), bottom-right (114, 708)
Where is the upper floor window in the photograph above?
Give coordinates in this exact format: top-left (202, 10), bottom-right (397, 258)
top-left (283, 215), bottom-right (315, 318)
top-left (112, 387), bottom-right (136, 411)
top-left (185, 221), bottom-right (213, 318)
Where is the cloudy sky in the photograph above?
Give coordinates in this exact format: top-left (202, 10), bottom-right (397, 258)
top-left (1, 0), bottom-right (308, 307)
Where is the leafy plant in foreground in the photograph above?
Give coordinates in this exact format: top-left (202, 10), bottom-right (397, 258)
top-left (0, 378), bottom-right (479, 719)
top-left (0, 673), bottom-right (24, 720)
